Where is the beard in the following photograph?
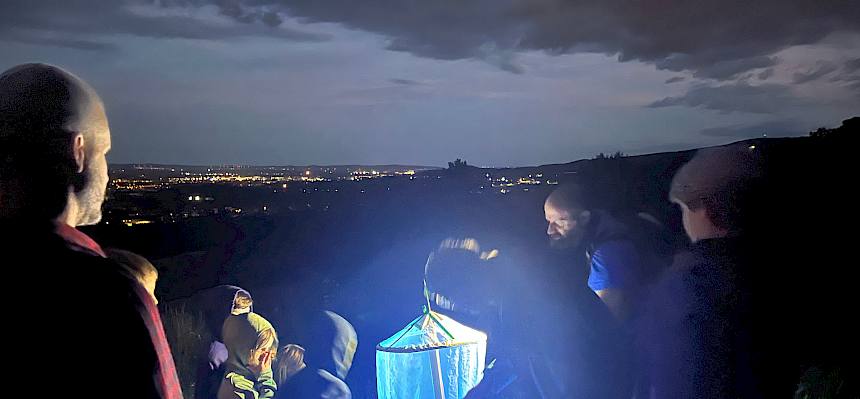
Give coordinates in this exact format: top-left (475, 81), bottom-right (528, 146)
top-left (73, 168), bottom-right (107, 226)
top-left (549, 231), bottom-right (585, 250)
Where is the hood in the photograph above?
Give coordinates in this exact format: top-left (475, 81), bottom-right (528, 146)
top-left (189, 285), bottom-right (252, 340)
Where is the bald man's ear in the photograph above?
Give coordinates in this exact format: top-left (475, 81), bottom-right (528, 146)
top-left (72, 134), bottom-right (85, 173)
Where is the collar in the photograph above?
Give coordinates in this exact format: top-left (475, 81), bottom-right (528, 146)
top-left (54, 222), bottom-right (106, 258)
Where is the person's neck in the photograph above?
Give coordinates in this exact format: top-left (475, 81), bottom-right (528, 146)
top-left (55, 191), bottom-right (79, 227)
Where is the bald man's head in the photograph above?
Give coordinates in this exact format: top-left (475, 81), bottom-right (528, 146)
top-left (0, 63), bottom-right (111, 225)
top-left (544, 184), bottom-right (593, 249)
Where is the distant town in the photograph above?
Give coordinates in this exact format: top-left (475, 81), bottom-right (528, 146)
top-left (106, 163), bottom-right (563, 227)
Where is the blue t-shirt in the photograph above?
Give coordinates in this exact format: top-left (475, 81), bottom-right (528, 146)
top-left (587, 240), bottom-right (641, 292)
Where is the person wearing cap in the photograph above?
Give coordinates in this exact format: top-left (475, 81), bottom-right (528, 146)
top-left (640, 144), bottom-right (770, 398)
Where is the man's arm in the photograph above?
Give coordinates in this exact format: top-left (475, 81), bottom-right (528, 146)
top-left (589, 240), bottom-right (641, 320)
top-left (594, 288), bottom-right (627, 320)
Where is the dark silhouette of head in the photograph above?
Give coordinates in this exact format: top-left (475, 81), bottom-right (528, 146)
top-left (670, 144), bottom-right (764, 241)
top-left (424, 238), bottom-right (499, 315)
top-left (544, 184), bottom-right (593, 249)
top-left (0, 63), bottom-right (111, 226)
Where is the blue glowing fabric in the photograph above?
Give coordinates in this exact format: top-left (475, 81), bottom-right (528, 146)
top-left (376, 311), bottom-right (486, 399)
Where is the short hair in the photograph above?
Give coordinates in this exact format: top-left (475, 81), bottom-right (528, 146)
top-left (255, 327), bottom-right (278, 353)
top-left (276, 344), bottom-right (306, 385)
top-left (247, 327), bottom-right (279, 375)
top-left (546, 183), bottom-right (591, 212)
top-left (670, 144), bottom-right (764, 231)
top-left (0, 63), bottom-right (101, 219)
top-left (105, 248), bottom-right (158, 283)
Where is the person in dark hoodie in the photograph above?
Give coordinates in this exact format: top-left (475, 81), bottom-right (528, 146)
top-left (276, 310), bottom-right (357, 399)
top-left (641, 144), bottom-right (772, 398)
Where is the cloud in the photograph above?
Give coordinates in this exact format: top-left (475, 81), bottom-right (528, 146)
top-left (700, 120), bottom-right (801, 138)
top-left (845, 57), bottom-right (860, 73)
top-left (757, 68), bottom-right (775, 80)
top-left (4, 0), bottom-right (858, 78)
top-left (793, 61), bottom-right (839, 83)
top-left (0, 31), bottom-right (118, 52)
top-left (647, 83), bottom-right (803, 114)
top-left (0, 0), bottom-right (329, 50)
top-left (251, 0), bottom-right (857, 78)
top-left (821, 57), bottom-right (860, 94)
top-left (665, 76), bottom-right (685, 84)
top-left (660, 55), bottom-right (779, 80)
top-left (389, 78), bottom-right (420, 86)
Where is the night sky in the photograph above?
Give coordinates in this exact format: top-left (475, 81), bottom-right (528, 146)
top-left (1, 0), bottom-right (858, 166)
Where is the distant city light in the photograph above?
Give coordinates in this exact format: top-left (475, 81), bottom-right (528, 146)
top-left (122, 219), bottom-right (153, 227)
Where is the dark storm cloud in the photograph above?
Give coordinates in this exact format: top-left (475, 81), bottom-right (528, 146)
top-left (700, 120), bottom-right (801, 138)
top-left (4, 0), bottom-right (858, 79)
top-left (647, 83), bottom-right (803, 114)
top-left (0, 0), bottom-right (328, 51)
top-left (188, 0), bottom-right (860, 79)
top-left (665, 76), bottom-right (685, 84)
top-left (679, 56), bottom-right (779, 80)
top-left (793, 61), bottom-right (839, 84)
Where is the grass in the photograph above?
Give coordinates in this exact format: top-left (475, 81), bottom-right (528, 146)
top-left (162, 304), bottom-right (213, 398)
